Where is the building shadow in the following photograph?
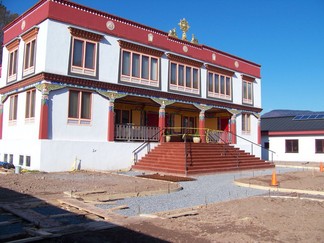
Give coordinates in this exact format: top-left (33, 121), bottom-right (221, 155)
top-left (0, 187), bottom-right (168, 242)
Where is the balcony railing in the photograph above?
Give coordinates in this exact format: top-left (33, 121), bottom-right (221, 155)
top-left (115, 124), bottom-right (160, 142)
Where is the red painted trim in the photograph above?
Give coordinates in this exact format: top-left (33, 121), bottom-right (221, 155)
top-left (0, 72), bottom-right (263, 113)
top-left (158, 109), bottom-right (165, 143)
top-left (257, 121), bottom-right (261, 144)
top-left (3, 0), bottom-right (261, 78)
top-left (107, 104), bottom-right (114, 142)
top-left (0, 105), bottom-right (3, 140)
top-left (39, 100), bottom-right (49, 139)
top-left (199, 118), bottom-right (206, 143)
top-left (230, 118), bottom-right (237, 144)
top-left (268, 131), bottom-right (324, 136)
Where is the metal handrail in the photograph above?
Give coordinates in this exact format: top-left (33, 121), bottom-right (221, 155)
top-left (226, 130), bottom-right (276, 162)
top-left (132, 128), bottom-right (164, 163)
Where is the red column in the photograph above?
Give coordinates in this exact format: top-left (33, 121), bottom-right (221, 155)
top-left (39, 94), bottom-right (49, 139)
top-left (0, 103), bottom-right (3, 140)
top-left (230, 115), bottom-right (237, 144)
top-left (199, 110), bottom-right (206, 143)
top-left (158, 105), bottom-right (166, 143)
top-left (107, 100), bottom-right (115, 142)
top-left (257, 117), bottom-right (261, 145)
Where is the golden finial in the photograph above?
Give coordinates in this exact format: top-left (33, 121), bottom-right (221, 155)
top-left (168, 28), bottom-right (178, 38)
top-left (178, 18), bottom-right (190, 41)
top-left (191, 34), bottom-right (198, 44)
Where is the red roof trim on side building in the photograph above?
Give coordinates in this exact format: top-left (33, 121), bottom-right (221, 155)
top-left (268, 131), bottom-right (324, 136)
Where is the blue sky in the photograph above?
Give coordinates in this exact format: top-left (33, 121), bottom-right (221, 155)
top-left (3, 0), bottom-right (324, 114)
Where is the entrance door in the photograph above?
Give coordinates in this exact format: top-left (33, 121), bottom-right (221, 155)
top-left (220, 118), bottom-right (229, 131)
top-left (146, 112), bottom-right (158, 127)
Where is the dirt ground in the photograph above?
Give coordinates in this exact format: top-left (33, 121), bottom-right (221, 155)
top-left (0, 168), bottom-right (324, 242)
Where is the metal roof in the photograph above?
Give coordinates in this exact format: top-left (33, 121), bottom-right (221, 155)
top-left (261, 110), bottom-right (324, 132)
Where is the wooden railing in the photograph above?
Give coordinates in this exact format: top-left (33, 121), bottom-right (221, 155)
top-left (115, 124), bottom-right (160, 141)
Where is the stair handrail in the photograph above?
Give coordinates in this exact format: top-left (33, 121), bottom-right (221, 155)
top-left (226, 130), bottom-right (276, 162)
top-left (207, 129), bottom-right (276, 162)
top-left (132, 128), bottom-right (164, 163)
top-left (182, 128), bottom-right (193, 176)
top-left (206, 129), bottom-right (241, 167)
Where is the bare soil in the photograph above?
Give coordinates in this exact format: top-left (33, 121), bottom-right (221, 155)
top-left (0, 168), bottom-right (323, 242)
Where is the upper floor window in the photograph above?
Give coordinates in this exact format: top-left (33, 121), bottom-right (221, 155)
top-left (21, 27), bottom-right (39, 77)
top-left (69, 27), bottom-right (102, 78)
top-left (286, 139), bottom-right (298, 153)
top-left (242, 76), bottom-right (254, 105)
top-left (315, 139), bottom-right (324, 153)
top-left (9, 94), bottom-right (18, 122)
top-left (206, 65), bottom-right (234, 101)
top-left (25, 89), bottom-right (36, 120)
top-left (242, 113), bottom-right (251, 133)
top-left (68, 90), bottom-right (92, 125)
top-left (167, 54), bottom-right (201, 95)
top-left (6, 39), bottom-right (20, 83)
top-left (118, 40), bottom-right (163, 88)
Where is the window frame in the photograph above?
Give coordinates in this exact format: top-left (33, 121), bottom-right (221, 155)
top-left (207, 71), bottom-right (232, 100)
top-left (285, 139), bottom-right (299, 153)
top-left (70, 36), bottom-right (98, 77)
top-left (242, 80), bottom-right (253, 105)
top-left (9, 94), bottom-right (18, 123)
top-left (315, 139), bottom-right (324, 153)
top-left (120, 49), bottom-right (160, 87)
top-left (8, 48), bottom-right (19, 82)
top-left (169, 61), bottom-right (200, 95)
top-left (242, 113), bottom-right (251, 133)
top-left (25, 89), bottom-right (36, 121)
top-left (67, 90), bottom-right (92, 125)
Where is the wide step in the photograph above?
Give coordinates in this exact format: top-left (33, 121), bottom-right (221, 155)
top-left (132, 142), bottom-right (274, 175)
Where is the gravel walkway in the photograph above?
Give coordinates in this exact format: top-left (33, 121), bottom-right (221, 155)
top-left (97, 167), bottom-right (301, 217)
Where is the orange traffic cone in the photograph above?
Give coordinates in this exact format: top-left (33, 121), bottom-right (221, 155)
top-left (270, 170), bottom-right (279, 186)
top-left (320, 162), bottom-right (324, 172)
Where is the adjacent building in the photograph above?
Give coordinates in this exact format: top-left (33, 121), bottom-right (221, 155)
top-left (0, 0), bottom-right (263, 172)
top-left (261, 110), bottom-right (324, 163)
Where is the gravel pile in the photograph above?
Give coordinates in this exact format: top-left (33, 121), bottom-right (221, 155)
top-left (97, 167), bottom-right (300, 217)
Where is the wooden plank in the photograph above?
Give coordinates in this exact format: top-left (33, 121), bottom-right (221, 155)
top-left (1, 205), bottom-right (62, 228)
top-left (57, 198), bottom-right (125, 224)
top-left (165, 210), bottom-right (198, 219)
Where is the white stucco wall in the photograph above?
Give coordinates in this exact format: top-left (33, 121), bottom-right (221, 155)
top-left (266, 135), bottom-right (324, 163)
top-left (235, 113), bottom-right (261, 158)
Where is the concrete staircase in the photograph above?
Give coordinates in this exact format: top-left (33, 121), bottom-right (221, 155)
top-left (132, 142), bottom-right (274, 176)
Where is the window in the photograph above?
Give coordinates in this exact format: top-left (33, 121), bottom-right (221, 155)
top-left (243, 80), bottom-right (253, 104)
top-left (169, 61), bottom-right (199, 94)
top-left (68, 90), bottom-right (92, 125)
top-left (25, 89), bottom-right (36, 119)
top-left (9, 154), bottom-right (13, 164)
top-left (120, 50), bottom-right (159, 87)
top-left (286, 139), bottom-right (298, 153)
top-left (9, 94), bottom-right (18, 121)
top-left (208, 71), bottom-right (231, 100)
top-left (69, 27), bottom-right (102, 77)
top-left (4, 154), bottom-right (8, 162)
top-left (242, 113), bottom-right (251, 133)
top-left (115, 109), bottom-right (131, 124)
top-left (26, 156), bottom-right (31, 167)
top-left (315, 139), bottom-right (324, 153)
top-left (71, 37), bottom-right (97, 76)
top-left (19, 155), bottom-right (24, 166)
top-left (6, 39), bottom-right (20, 83)
top-left (21, 27), bottom-right (38, 77)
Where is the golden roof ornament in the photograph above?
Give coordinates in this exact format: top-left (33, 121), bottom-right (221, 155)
top-left (178, 18), bottom-right (189, 41)
top-left (168, 28), bottom-right (177, 38)
top-left (191, 34), bottom-right (198, 44)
